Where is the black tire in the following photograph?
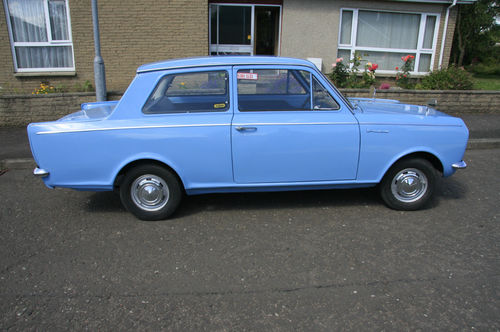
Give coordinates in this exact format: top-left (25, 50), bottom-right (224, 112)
top-left (119, 164), bottom-right (182, 221)
top-left (379, 158), bottom-right (437, 211)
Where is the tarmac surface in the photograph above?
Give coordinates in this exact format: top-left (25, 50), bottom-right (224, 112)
top-left (0, 148), bottom-right (499, 330)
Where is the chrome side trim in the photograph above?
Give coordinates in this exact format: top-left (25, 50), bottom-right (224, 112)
top-left (34, 167), bottom-right (49, 177)
top-left (37, 122), bottom-right (356, 135)
top-left (36, 123), bottom-right (230, 135)
top-left (451, 161), bottom-right (467, 169)
top-left (232, 122), bottom-right (357, 126)
top-left (360, 122), bottom-right (462, 127)
top-left (366, 129), bottom-right (389, 133)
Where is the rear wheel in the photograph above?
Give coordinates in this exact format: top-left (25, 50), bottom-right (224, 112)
top-left (379, 158), bottom-right (437, 211)
top-left (119, 164), bottom-right (182, 220)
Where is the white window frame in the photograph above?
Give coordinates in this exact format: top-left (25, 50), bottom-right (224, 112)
top-left (209, 3), bottom-right (282, 56)
top-left (3, 0), bottom-right (75, 72)
top-left (338, 8), bottom-right (440, 75)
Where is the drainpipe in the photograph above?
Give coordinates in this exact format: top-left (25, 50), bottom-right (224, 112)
top-left (92, 0), bottom-right (107, 101)
top-left (438, 0), bottom-right (458, 69)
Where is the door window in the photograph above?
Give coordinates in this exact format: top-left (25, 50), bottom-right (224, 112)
top-left (237, 69), bottom-right (310, 112)
top-left (237, 69), bottom-right (339, 112)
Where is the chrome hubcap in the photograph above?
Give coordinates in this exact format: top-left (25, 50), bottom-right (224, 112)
top-left (131, 174), bottom-right (169, 211)
top-left (391, 168), bottom-right (428, 203)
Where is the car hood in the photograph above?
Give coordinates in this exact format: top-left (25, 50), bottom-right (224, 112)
top-left (348, 97), bottom-right (447, 117)
top-left (58, 101), bottom-right (119, 122)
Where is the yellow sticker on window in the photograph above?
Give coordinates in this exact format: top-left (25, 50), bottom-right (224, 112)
top-left (214, 103), bottom-right (226, 109)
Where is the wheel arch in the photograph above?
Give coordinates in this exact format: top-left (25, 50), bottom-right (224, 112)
top-left (382, 151), bottom-right (444, 181)
top-left (113, 158), bottom-right (185, 193)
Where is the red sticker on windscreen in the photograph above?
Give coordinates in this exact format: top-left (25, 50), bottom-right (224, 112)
top-left (237, 72), bottom-right (258, 80)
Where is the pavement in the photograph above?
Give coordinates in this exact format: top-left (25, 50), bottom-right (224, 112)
top-left (1, 113), bottom-right (500, 170)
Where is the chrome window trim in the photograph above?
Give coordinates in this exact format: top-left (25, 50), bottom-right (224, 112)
top-left (138, 62), bottom-right (317, 74)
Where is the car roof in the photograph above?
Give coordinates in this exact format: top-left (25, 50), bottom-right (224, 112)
top-left (137, 56), bottom-right (316, 73)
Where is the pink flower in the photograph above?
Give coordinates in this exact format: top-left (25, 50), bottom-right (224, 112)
top-left (332, 63), bottom-right (337, 68)
top-left (395, 66), bottom-right (399, 70)
top-left (336, 57), bottom-right (343, 63)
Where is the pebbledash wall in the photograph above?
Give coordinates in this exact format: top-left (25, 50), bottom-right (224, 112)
top-left (1, 90), bottom-right (499, 127)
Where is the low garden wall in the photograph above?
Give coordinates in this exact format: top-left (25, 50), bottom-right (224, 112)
top-left (0, 92), bottom-right (121, 126)
top-left (341, 89), bottom-right (500, 115)
top-left (1, 89), bottom-right (499, 127)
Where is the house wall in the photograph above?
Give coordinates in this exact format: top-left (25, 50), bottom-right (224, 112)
top-left (0, 0), bottom-right (208, 94)
top-left (280, 0), bottom-right (457, 73)
top-left (0, 0), bottom-right (458, 96)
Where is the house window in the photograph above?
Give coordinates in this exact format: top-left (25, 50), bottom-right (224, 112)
top-left (338, 9), bottom-right (439, 74)
top-left (5, 0), bottom-right (74, 72)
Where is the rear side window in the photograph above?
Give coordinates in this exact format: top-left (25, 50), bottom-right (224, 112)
top-left (143, 71), bottom-right (229, 114)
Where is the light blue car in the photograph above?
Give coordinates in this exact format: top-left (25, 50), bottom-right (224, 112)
top-left (28, 56), bottom-right (468, 220)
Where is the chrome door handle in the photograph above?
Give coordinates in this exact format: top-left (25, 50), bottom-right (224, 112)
top-left (235, 126), bottom-right (257, 132)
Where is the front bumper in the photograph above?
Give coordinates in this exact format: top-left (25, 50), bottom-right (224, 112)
top-left (33, 167), bottom-right (50, 177)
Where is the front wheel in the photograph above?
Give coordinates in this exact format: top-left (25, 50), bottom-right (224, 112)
top-left (379, 158), bottom-right (437, 211)
top-left (119, 165), bottom-right (182, 220)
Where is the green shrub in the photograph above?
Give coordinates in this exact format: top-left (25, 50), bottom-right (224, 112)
top-left (468, 62), bottom-right (500, 76)
top-left (419, 66), bottom-right (473, 90)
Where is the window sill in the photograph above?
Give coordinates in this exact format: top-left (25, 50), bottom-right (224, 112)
top-left (14, 71), bottom-right (76, 77)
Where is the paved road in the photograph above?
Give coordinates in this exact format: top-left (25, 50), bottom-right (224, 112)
top-left (0, 149), bottom-right (499, 330)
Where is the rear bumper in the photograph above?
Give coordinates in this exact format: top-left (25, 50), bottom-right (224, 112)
top-left (451, 161), bottom-right (467, 170)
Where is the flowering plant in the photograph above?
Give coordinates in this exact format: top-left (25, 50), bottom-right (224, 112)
top-left (367, 62), bottom-right (378, 72)
top-left (395, 55), bottom-right (415, 89)
top-left (328, 52), bottom-right (378, 88)
top-left (328, 57), bottom-right (350, 88)
top-left (32, 82), bottom-right (56, 95)
top-left (361, 61), bottom-right (379, 87)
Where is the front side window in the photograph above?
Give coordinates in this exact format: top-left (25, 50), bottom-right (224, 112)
top-left (143, 71), bottom-right (229, 114)
top-left (237, 69), bottom-right (339, 112)
top-left (338, 9), bottom-right (439, 73)
top-left (313, 77), bottom-right (339, 110)
top-left (6, 0), bottom-right (74, 71)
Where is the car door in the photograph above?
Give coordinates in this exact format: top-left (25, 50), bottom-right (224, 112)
top-left (231, 65), bottom-right (360, 184)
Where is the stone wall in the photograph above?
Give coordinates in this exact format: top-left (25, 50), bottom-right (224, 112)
top-left (0, 92), bottom-right (121, 127)
top-left (1, 90), bottom-right (499, 127)
top-left (341, 89), bottom-right (500, 114)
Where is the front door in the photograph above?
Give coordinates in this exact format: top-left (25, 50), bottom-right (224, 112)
top-left (231, 66), bottom-right (360, 184)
